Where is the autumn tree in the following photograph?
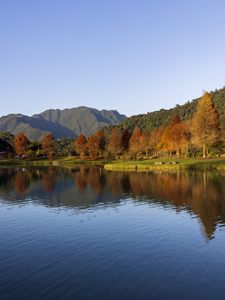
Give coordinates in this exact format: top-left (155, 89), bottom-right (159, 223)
top-left (42, 133), bottom-right (56, 160)
top-left (191, 92), bottom-right (220, 158)
top-left (129, 127), bottom-right (142, 159)
top-left (161, 115), bottom-right (180, 156)
top-left (178, 121), bottom-right (192, 157)
top-left (87, 135), bottom-right (99, 158)
top-left (160, 116), bottom-right (191, 157)
top-left (140, 131), bottom-right (151, 157)
top-left (149, 127), bottom-right (163, 157)
top-left (14, 132), bottom-right (30, 156)
top-left (107, 128), bottom-right (123, 158)
top-left (87, 130), bottom-right (105, 159)
top-left (75, 134), bottom-right (87, 159)
top-left (95, 130), bottom-right (106, 157)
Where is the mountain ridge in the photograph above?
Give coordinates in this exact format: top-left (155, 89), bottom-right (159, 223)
top-left (0, 107), bottom-right (126, 140)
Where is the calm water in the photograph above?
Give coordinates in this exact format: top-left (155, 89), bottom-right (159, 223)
top-left (0, 166), bottom-right (225, 300)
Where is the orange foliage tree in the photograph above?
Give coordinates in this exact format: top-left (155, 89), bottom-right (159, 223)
top-left (160, 116), bottom-right (191, 157)
top-left (107, 128), bottom-right (123, 158)
top-left (95, 130), bottom-right (106, 157)
top-left (191, 92), bottom-right (220, 158)
top-left (87, 130), bottom-right (106, 159)
top-left (42, 133), bottom-right (56, 160)
top-left (129, 127), bottom-right (142, 159)
top-left (87, 135), bottom-right (99, 158)
top-left (149, 127), bottom-right (164, 157)
top-left (140, 131), bottom-right (151, 157)
top-left (75, 134), bottom-right (87, 159)
top-left (14, 132), bottom-right (30, 156)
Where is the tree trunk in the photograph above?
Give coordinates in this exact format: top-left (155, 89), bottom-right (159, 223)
top-left (203, 144), bottom-right (206, 158)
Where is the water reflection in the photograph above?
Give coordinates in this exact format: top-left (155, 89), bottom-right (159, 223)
top-left (0, 166), bottom-right (225, 239)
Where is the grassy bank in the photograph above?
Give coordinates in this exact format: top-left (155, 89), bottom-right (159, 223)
top-left (1, 157), bottom-right (225, 171)
top-left (104, 158), bottom-right (225, 171)
top-left (0, 156), bottom-right (107, 167)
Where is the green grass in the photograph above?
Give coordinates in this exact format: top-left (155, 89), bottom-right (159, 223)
top-left (1, 156), bottom-right (225, 171)
top-left (0, 156), bottom-right (108, 167)
top-left (104, 158), bottom-right (225, 171)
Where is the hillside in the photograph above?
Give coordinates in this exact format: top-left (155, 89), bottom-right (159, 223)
top-left (0, 107), bottom-right (126, 140)
top-left (111, 86), bottom-right (225, 133)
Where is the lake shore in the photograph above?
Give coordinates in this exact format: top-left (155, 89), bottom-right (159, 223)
top-left (1, 157), bottom-right (225, 171)
top-left (104, 158), bottom-right (225, 171)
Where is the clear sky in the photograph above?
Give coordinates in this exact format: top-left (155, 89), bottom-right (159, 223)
top-left (0, 0), bottom-right (225, 117)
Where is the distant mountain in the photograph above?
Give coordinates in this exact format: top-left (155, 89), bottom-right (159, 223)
top-left (0, 107), bottom-right (126, 140)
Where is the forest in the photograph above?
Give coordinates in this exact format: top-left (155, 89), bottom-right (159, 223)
top-left (0, 91), bottom-right (224, 161)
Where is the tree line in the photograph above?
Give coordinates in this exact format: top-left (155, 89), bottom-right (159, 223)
top-left (75, 92), bottom-right (222, 159)
top-left (0, 92), bottom-right (223, 160)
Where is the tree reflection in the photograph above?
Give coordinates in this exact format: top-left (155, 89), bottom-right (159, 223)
top-left (74, 165), bottom-right (88, 192)
top-left (42, 170), bottom-right (56, 193)
top-left (86, 167), bottom-right (106, 193)
top-left (14, 171), bottom-right (30, 195)
top-left (0, 166), bottom-right (225, 240)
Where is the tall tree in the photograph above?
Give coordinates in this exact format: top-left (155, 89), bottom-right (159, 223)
top-left (107, 128), bottom-right (123, 158)
top-left (160, 115), bottom-right (192, 157)
top-left (149, 127), bottom-right (163, 157)
top-left (95, 130), bottom-right (106, 157)
top-left (14, 132), bottom-right (30, 156)
top-left (75, 134), bottom-right (87, 159)
top-left (87, 135), bottom-right (99, 159)
top-left (140, 131), bottom-right (151, 157)
top-left (129, 127), bottom-right (142, 159)
top-left (191, 92), bottom-right (220, 158)
top-left (161, 115), bottom-right (180, 156)
top-left (42, 133), bottom-right (56, 160)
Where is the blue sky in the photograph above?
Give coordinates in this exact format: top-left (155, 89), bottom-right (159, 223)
top-left (0, 0), bottom-right (225, 117)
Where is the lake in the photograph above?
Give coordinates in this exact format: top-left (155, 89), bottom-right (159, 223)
top-left (0, 166), bottom-right (225, 300)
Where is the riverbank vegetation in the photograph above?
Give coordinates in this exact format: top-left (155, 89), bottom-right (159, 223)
top-left (0, 92), bottom-right (224, 168)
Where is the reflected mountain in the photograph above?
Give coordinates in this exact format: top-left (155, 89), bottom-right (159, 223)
top-left (0, 166), bottom-right (225, 240)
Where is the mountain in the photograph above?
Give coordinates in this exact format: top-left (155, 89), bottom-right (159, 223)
top-left (0, 107), bottom-right (126, 140)
top-left (108, 86), bottom-right (225, 134)
top-left (1, 86), bottom-right (224, 141)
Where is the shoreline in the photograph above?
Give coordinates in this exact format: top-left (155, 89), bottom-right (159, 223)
top-left (0, 157), bottom-right (225, 171)
top-left (104, 158), bottom-right (225, 171)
